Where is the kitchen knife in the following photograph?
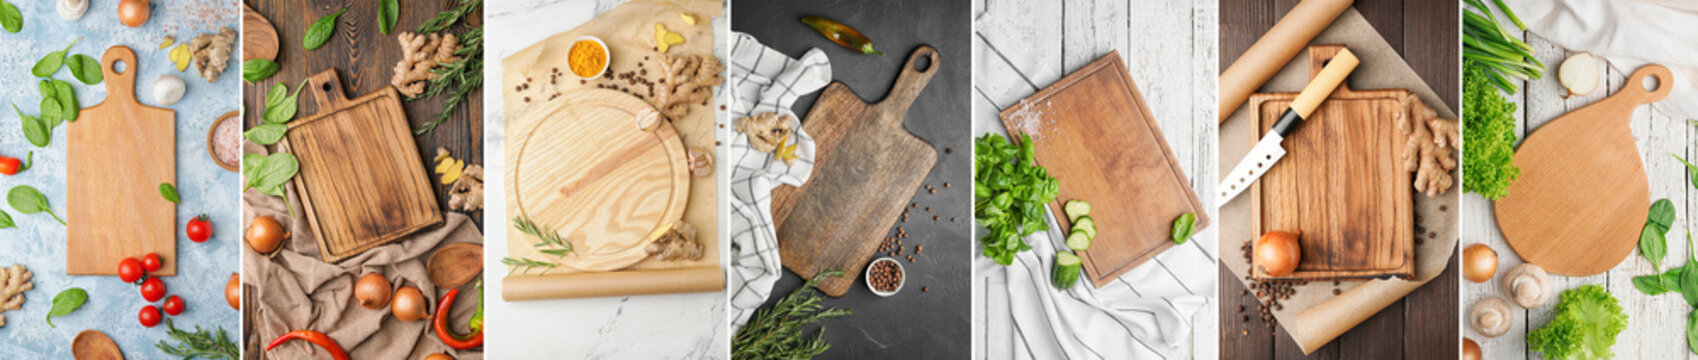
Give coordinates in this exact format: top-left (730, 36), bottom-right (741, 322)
top-left (1217, 47), bottom-right (1359, 205)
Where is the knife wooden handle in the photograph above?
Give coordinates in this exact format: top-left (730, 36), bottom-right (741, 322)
top-left (1217, 0), bottom-right (1354, 123)
top-left (1271, 47), bottom-right (1358, 136)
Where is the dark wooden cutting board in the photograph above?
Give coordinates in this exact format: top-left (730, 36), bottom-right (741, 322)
top-left (67, 46), bottom-right (177, 276)
top-left (1246, 45), bottom-right (1413, 280)
top-left (999, 51), bottom-right (1209, 288)
top-left (278, 70), bottom-right (442, 263)
top-left (771, 46), bottom-right (941, 297)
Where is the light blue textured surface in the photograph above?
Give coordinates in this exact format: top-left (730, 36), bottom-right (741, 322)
top-left (0, 0), bottom-right (241, 357)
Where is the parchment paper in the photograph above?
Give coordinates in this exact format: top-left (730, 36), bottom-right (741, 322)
top-left (499, 0), bottom-right (724, 300)
top-left (1219, 9), bottom-right (1460, 354)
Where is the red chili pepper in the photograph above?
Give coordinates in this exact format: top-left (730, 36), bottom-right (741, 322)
top-left (434, 288), bottom-right (483, 350)
top-left (0, 151), bottom-right (31, 175)
top-left (266, 330), bottom-right (349, 360)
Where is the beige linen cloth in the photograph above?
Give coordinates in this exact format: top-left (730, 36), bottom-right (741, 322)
top-left (242, 142), bottom-right (484, 359)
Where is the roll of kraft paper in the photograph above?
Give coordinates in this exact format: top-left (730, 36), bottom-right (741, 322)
top-left (1218, 0), bottom-right (1353, 123)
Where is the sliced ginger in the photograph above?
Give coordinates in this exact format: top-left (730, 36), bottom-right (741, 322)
top-left (434, 147), bottom-right (466, 185)
top-left (654, 23), bottom-right (685, 53)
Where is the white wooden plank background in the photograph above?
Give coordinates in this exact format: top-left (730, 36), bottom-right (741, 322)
top-left (1462, 24), bottom-right (1698, 360)
top-left (970, 0), bottom-right (1220, 358)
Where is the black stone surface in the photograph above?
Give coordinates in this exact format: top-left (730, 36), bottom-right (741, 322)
top-left (732, 0), bottom-right (972, 358)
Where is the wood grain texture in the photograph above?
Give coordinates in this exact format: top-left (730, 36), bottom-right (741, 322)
top-left (279, 70), bottom-right (442, 263)
top-left (998, 52), bottom-right (1211, 288)
top-left (769, 46), bottom-right (941, 297)
top-left (242, 3), bottom-right (278, 62)
top-left (1219, 1), bottom-right (1458, 358)
top-left (508, 88), bottom-right (688, 272)
top-left (1248, 46), bottom-right (1413, 281)
top-left (67, 46), bottom-right (177, 276)
top-left (1494, 66), bottom-right (1672, 276)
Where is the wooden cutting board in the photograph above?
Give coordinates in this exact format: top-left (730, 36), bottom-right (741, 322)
top-left (278, 70), bottom-right (441, 263)
top-left (242, 3), bottom-right (278, 62)
top-left (507, 88), bottom-right (690, 272)
top-left (771, 46), bottom-right (941, 297)
top-left (1247, 45), bottom-right (1413, 281)
top-left (999, 51), bottom-right (1210, 288)
top-left (1496, 65), bottom-right (1673, 276)
top-left (67, 46), bottom-right (176, 276)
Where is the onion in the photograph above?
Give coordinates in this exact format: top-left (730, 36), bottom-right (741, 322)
top-left (245, 216), bottom-right (288, 254)
top-left (1463, 338), bottom-right (1481, 360)
top-left (1254, 231), bottom-right (1302, 277)
top-left (391, 286), bottom-right (429, 322)
top-left (425, 354), bottom-right (453, 360)
top-left (1463, 244), bottom-right (1498, 283)
top-left (225, 273), bottom-right (240, 310)
top-left (1558, 52), bottom-right (1599, 97)
top-left (355, 273), bottom-right (392, 310)
top-left (117, 0), bottom-right (148, 27)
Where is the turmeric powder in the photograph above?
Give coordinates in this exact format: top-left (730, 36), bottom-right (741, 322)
top-left (569, 40), bottom-right (607, 78)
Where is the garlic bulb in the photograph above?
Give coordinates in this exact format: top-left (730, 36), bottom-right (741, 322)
top-left (153, 75), bottom-right (186, 106)
top-left (57, 0), bottom-right (88, 21)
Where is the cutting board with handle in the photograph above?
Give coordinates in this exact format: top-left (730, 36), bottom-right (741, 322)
top-left (1496, 65), bottom-right (1673, 276)
top-left (67, 46), bottom-right (176, 276)
top-left (278, 70), bottom-right (441, 263)
top-left (1246, 45), bottom-right (1413, 280)
top-left (506, 88), bottom-right (690, 273)
top-left (771, 46), bottom-right (940, 297)
top-left (999, 51), bottom-right (1210, 288)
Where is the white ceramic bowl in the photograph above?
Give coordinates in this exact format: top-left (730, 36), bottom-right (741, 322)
top-left (864, 257), bottom-right (905, 297)
top-left (567, 36), bottom-right (610, 80)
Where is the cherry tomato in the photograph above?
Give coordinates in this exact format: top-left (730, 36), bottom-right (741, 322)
top-left (141, 253), bottom-right (163, 272)
top-left (117, 257), bottom-right (144, 283)
top-left (162, 295), bottom-right (184, 316)
top-left (140, 277), bottom-right (166, 302)
top-left (138, 305), bottom-right (161, 327)
top-left (186, 215), bottom-right (212, 243)
top-left (0, 155), bottom-right (23, 175)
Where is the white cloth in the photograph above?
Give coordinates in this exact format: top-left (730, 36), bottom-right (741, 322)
top-left (726, 32), bottom-right (832, 327)
top-left (980, 215), bottom-right (1207, 360)
top-left (1505, 0), bottom-right (1698, 118)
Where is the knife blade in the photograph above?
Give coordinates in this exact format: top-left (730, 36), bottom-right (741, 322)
top-left (1217, 47), bottom-right (1360, 205)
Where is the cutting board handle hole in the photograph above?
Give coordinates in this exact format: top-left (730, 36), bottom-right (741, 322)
top-left (321, 81), bottom-right (334, 92)
top-left (911, 55), bottom-right (933, 72)
top-left (110, 60), bottom-right (128, 75)
top-left (1641, 75), bottom-right (1661, 92)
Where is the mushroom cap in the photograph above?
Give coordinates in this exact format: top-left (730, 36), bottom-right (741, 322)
top-left (1471, 296), bottom-right (1513, 338)
top-left (1504, 263), bottom-right (1552, 308)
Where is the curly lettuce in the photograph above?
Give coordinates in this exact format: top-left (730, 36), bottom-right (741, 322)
top-left (1462, 60), bottom-right (1521, 200)
top-left (1528, 284), bottom-right (1628, 360)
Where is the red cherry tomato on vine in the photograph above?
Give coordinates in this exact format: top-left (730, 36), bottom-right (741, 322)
top-left (139, 305), bottom-right (161, 327)
top-left (141, 253), bottom-right (162, 272)
top-left (140, 277), bottom-right (165, 302)
top-left (186, 215), bottom-right (212, 243)
top-left (117, 257), bottom-right (143, 283)
top-left (162, 295), bottom-right (184, 316)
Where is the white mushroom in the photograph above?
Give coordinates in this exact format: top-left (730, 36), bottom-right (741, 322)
top-left (57, 0), bottom-right (88, 21)
top-left (1504, 263), bottom-right (1552, 308)
top-left (1470, 296), bottom-right (1513, 338)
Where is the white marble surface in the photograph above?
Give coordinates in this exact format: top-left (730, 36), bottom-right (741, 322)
top-left (1462, 16), bottom-right (1698, 360)
top-left (482, 0), bottom-right (730, 358)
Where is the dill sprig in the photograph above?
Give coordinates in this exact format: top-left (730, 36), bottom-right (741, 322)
top-left (732, 270), bottom-right (852, 360)
top-left (155, 318), bottom-right (238, 360)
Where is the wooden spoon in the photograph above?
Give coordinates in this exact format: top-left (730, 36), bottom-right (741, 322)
top-left (72, 330), bottom-right (123, 360)
top-left (242, 3), bottom-right (278, 62)
top-left (427, 242), bottom-right (483, 288)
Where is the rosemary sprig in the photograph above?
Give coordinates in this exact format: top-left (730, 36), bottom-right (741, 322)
top-left (417, 0), bottom-right (481, 34)
top-left (732, 270), bottom-right (852, 360)
top-left (155, 318), bottom-right (238, 360)
top-left (412, 25), bottom-right (483, 135)
top-left (514, 215), bottom-right (571, 251)
top-left (504, 216), bottom-right (575, 275)
top-left (501, 257), bottom-right (557, 276)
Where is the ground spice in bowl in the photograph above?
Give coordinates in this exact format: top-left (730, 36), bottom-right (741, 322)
top-left (568, 37), bottom-right (608, 79)
top-left (866, 258), bottom-right (904, 296)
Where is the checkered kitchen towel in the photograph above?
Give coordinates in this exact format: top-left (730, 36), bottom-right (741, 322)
top-left (727, 32), bottom-right (832, 328)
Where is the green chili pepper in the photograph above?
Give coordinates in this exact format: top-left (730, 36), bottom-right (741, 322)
top-left (801, 16), bottom-right (883, 56)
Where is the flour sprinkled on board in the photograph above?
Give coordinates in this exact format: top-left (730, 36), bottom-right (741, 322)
top-left (1006, 99), bottom-right (1052, 141)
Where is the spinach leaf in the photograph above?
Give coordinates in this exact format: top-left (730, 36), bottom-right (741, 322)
top-left (242, 59), bottom-right (280, 83)
top-left (53, 80), bottom-right (77, 122)
top-left (1652, 198), bottom-right (1677, 232)
top-left (378, 0), bottom-right (400, 35)
top-left (9, 185), bottom-right (63, 225)
top-left (1684, 229), bottom-right (1698, 307)
top-left (158, 183), bottom-right (179, 204)
top-left (263, 81), bottom-right (306, 124)
top-left (0, 0), bottom-right (19, 33)
top-left (1690, 310), bottom-right (1698, 355)
top-left (31, 39), bottom-right (77, 78)
top-left (1634, 266), bottom-right (1685, 295)
top-left (265, 83), bottom-right (288, 108)
top-left (39, 98), bottom-right (61, 129)
top-left (45, 287), bottom-right (86, 328)
top-left (0, 210), bottom-right (13, 229)
top-left (15, 104), bottom-right (48, 148)
top-left (1171, 212), bottom-right (1197, 245)
top-left (1678, 154), bottom-right (1698, 190)
top-left (243, 123), bottom-right (287, 145)
top-left (303, 8), bottom-right (348, 50)
top-left (65, 54), bottom-right (102, 85)
top-left (1645, 222), bottom-right (1671, 273)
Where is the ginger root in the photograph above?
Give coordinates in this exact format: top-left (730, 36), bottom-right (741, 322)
top-left (1399, 94), bottom-right (1458, 197)
top-left (187, 28), bottom-right (236, 81)
top-left (653, 55), bottom-right (722, 120)
top-left (646, 222), bottom-right (702, 261)
top-left (392, 32), bottom-right (463, 97)
top-left (448, 164), bottom-right (484, 212)
top-left (734, 112), bottom-right (794, 153)
top-left (0, 265), bottom-right (33, 328)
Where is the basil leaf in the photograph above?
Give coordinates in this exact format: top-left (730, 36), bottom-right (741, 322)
top-left (378, 0), bottom-right (400, 35)
top-left (265, 83), bottom-right (288, 108)
top-left (159, 183), bottom-right (180, 204)
top-left (40, 98), bottom-right (62, 129)
top-left (243, 123), bottom-right (287, 145)
top-left (0, 210), bottom-right (13, 229)
top-left (15, 104), bottom-right (48, 148)
top-left (31, 39), bottom-right (77, 78)
top-left (242, 59), bottom-right (280, 83)
top-left (303, 8), bottom-right (348, 50)
top-left (53, 80), bottom-right (77, 122)
top-left (1644, 222), bottom-right (1669, 272)
top-left (65, 54), bottom-right (103, 85)
top-left (0, 1), bottom-right (18, 33)
top-left (1171, 212), bottom-right (1197, 244)
top-left (45, 287), bottom-right (87, 328)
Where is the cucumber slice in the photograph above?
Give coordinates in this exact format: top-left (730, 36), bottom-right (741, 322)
top-left (1064, 200), bottom-right (1092, 222)
top-left (1053, 251), bottom-right (1082, 289)
top-left (1066, 229), bottom-right (1092, 251)
top-left (1073, 216), bottom-right (1097, 239)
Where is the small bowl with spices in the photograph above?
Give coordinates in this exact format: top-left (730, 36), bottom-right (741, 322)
top-left (865, 257), bottom-right (904, 297)
top-left (566, 36), bottom-right (610, 80)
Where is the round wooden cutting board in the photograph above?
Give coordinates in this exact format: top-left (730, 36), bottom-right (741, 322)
top-left (511, 89), bottom-right (689, 272)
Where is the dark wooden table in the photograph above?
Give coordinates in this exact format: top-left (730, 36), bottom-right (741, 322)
top-left (1218, 0), bottom-right (1460, 358)
top-left (732, 0), bottom-right (973, 358)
